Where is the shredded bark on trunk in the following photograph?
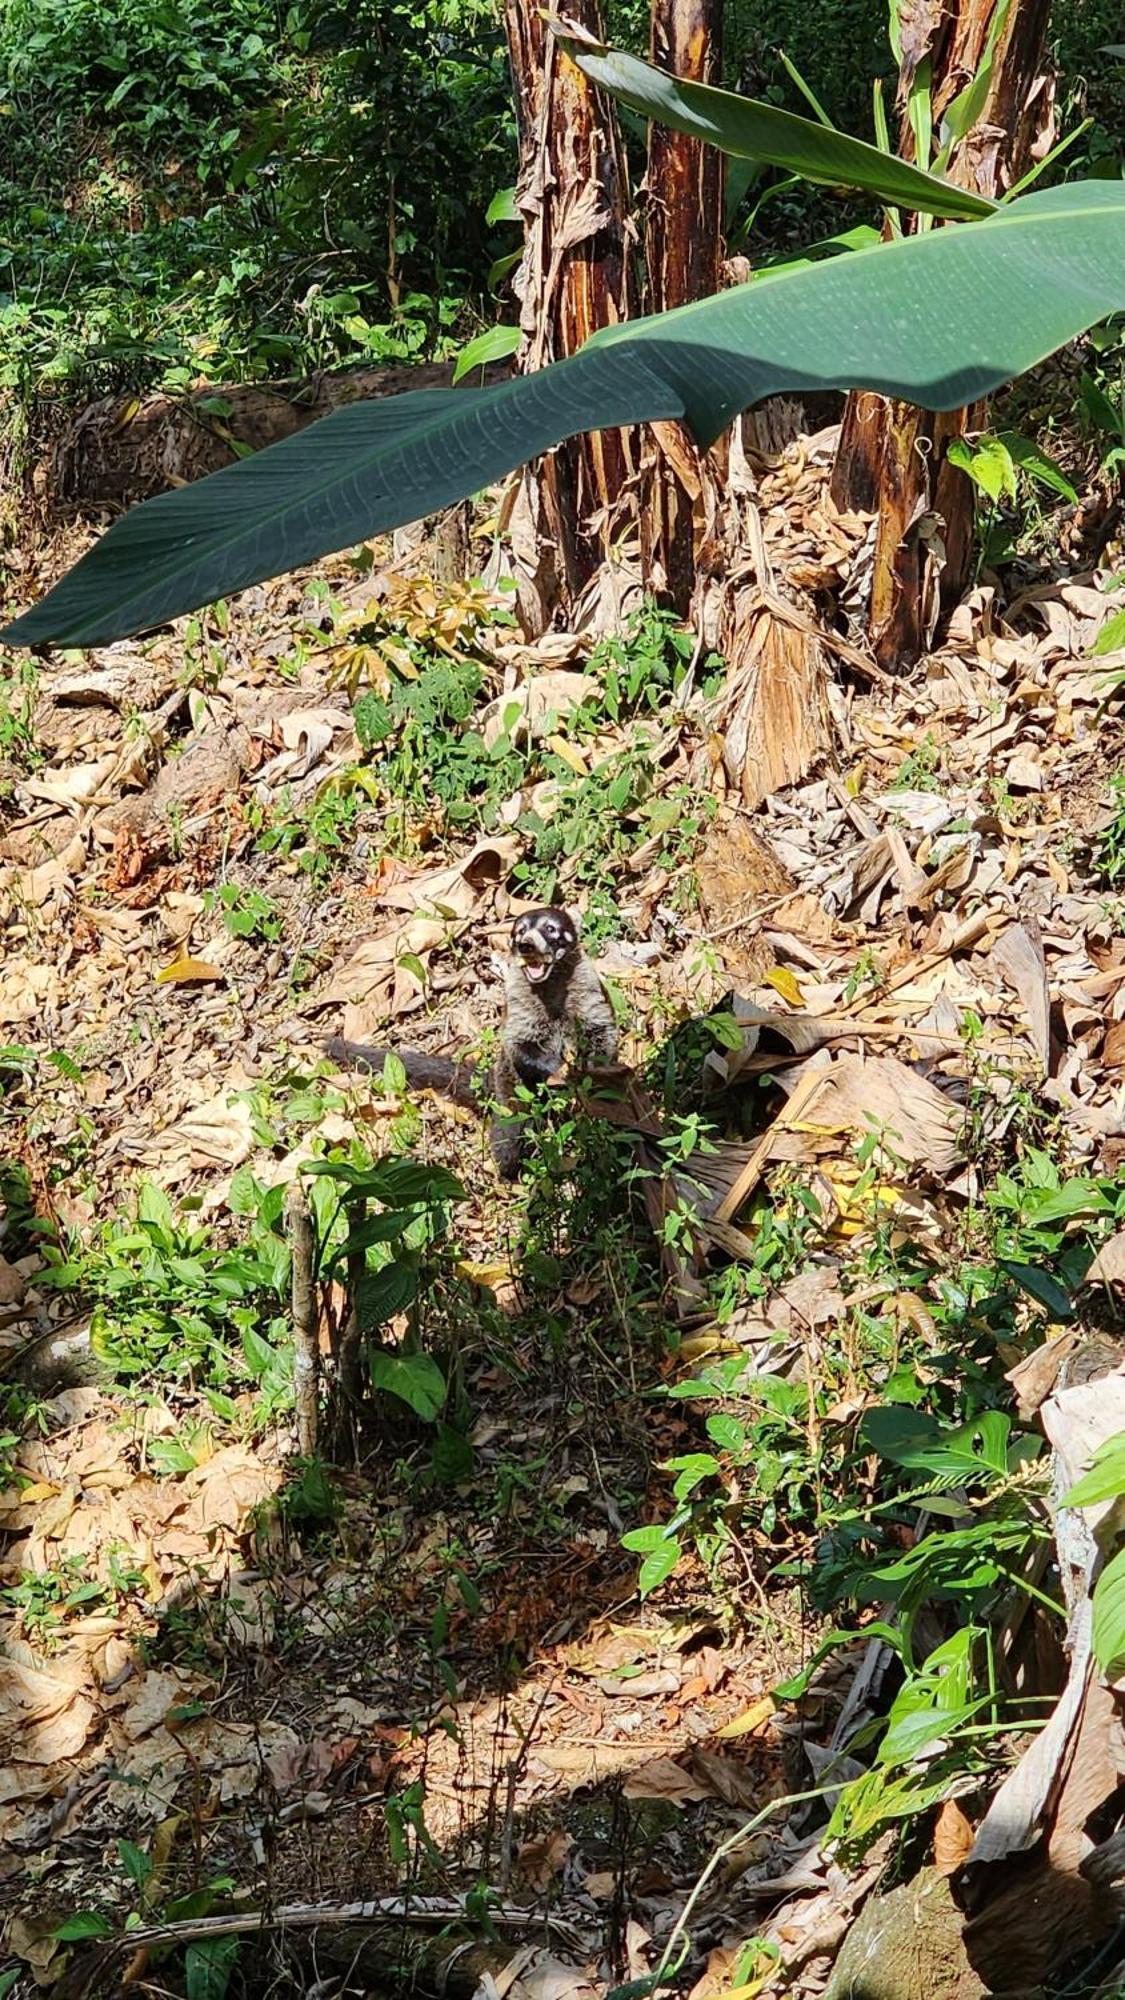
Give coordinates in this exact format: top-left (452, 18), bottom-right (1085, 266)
top-left (502, 0), bottom-right (636, 630)
top-left (641, 0), bottom-right (726, 614)
top-left (831, 0), bottom-right (1054, 670)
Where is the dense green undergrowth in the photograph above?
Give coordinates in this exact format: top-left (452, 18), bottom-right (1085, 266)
top-left (0, 0), bottom-right (1120, 428)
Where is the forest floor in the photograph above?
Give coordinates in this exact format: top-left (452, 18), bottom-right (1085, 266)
top-left (2, 427), bottom-right (1125, 2000)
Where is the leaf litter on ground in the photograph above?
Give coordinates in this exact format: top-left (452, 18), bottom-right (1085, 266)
top-left (1, 436), bottom-right (1125, 1993)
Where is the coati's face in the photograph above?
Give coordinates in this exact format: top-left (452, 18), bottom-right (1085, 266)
top-left (510, 907), bottom-right (579, 985)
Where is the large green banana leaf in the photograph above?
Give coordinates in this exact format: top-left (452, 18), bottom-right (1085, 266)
top-left (4, 183), bottom-right (1124, 650)
top-left (554, 29), bottom-right (996, 222)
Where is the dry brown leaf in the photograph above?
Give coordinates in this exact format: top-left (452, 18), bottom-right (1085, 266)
top-left (686, 1945), bottom-right (744, 2000)
top-left (6, 1913), bottom-right (67, 1981)
top-left (1084, 1229), bottom-right (1125, 1288)
top-left (510, 1955), bottom-right (597, 2000)
top-left (786, 1052), bottom-right (964, 1176)
top-left (516, 1829), bottom-right (572, 1891)
top-left (214, 1719), bottom-right (302, 1802)
top-left (222, 1573), bottom-right (275, 1649)
top-left (580, 1869), bottom-right (617, 1901)
top-left (1006, 1329), bottom-right (1081, 1419)
top-left (25, 755), bottom-right (118, 810)
top-left (532, 1741), bottom-right (651, 1781)
top-left (0, 956), bottom-right (61, 1024)
top-left (321, 915), bottom-right (446, 1007)
top-left (934, 1797), bottom-right (974, 1875)
top-left (189, 1444), bottom-right (281, 1532)
top-left (0, 1658), bottom-right (97, 1763)
top-left (15, 832), bottom-right (86, 909)
top-left (717, 1001), bottom-right (866, 1085)
top-left (1103, 1021), bottom-right (1125, 1068)
top-left (379, 834), bottom-right (521, 915)
top-left (991, 924), bottom-right (1050, 1075)
top-left (120, 1669), bottom-right (207, 1742)
top-left (689, 1748), bottom-right (760, 1809)
top-left (0, 1254), bottom-right (26, 1306)
top-left (622, 1755), bottom-right (712, 1804)
top-left (147, 1084), bottom-right (257, 1185)
top-left (625, 1920), bottom-right (652, 1983)
top-left (107, 1724), bottom-right (192, 1815)
top-left (596, 1669), bottom-right (680, 1698)
top-left (264, 1734), bottom-right (336, 1793)
top-left (480, 673), bottom-right (593, 749)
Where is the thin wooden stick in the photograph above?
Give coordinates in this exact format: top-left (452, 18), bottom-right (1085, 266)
top-left (285, 1182), bottom-right (318, 1458)
top-left (88, 1894), bottom-right (589, 1954)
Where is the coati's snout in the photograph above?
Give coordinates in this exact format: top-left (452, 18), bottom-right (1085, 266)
top-left (511, 907), bottom-right (578, 985)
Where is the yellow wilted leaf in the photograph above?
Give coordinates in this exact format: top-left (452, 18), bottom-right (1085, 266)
top-left (716, 1695), bottom-right (775, 1739)
top-left (764, 965), bottom-right (804, 1007)
top-left (10, 1480), bottom-right (58, 1505)
top-left (155, 953), bottom-right (224, 985)
top-left (151, 1816), bottom-right (184, 1871)
top-left (546, 734), bottom-right (589, 776)
top-left (679, 1333), bottom-right (744, 1361)
top-left (456, 1260), bottom-right (510, 1289)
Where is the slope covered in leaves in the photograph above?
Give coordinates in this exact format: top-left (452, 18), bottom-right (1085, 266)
top-left (1, 432), bottom-right (1125, 1995)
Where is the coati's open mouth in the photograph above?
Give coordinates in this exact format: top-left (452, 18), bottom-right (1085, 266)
top-left (512, 906), bottom-right (578, 985)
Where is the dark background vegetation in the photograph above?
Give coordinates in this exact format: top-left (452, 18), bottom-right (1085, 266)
top-left (0, 0), bottom-right (1121, 423)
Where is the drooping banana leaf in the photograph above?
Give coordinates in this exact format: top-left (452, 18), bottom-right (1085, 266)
top-left (552, 25), bottom-right (996, 222)
top-left (4, 183), bottom-right (1125, 651)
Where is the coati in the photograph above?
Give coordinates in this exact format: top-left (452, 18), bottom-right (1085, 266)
top-left (325, 907), bottom-right (619, 1178)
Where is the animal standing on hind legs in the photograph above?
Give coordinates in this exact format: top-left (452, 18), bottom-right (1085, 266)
top-left (325, 907), bottom-right (620, 1178)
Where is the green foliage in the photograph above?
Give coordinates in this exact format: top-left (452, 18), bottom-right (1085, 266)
top-left (302, 1148), bottom-right (463, 1421)
top-left (513, 746), bottom-right (711, 940)
top-left (560, 33), bottom-right (996, 220)
top-left (1061, 1431), bottom-right (1125, 1679)
top-left (263, 595), bottom-right (719, 921)
top-left (37, 1177), bottom-right (292, 1389)
top-left (947, 429), bottom-right (1077, 506)
top-left (51, 1859), bottom-right (240, 1994)
top-left (1093, 773), bottom-right (1125, 887)
top-left (203, 880), bottom-right (283, 944)
top-left (2, 0), bottom-right (283, 157)
top-left (0, 0), bottom-right (514, 403)
top-left (1079, 364), bottom-right (1125, 479)
top-left (585, 599), bottom-right (725, 720)
top-left (352, 652), bottom-right (523, 840)
top-left (1091, 1546), bottom-right (1125, 1679)
top-left (250, 779), bottom-right (370, 886)
top-left (615, 1135), bottom-right (1125, 1853)
top-left (0, 660), bottom-right (42, 771)
top-left (1061, 1430), bottom-right (1125, 1508)
top-left (5, 1552), bottom-right (110, 1645)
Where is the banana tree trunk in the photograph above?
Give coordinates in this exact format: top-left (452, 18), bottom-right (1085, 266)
top-left (641, 0), bottom-right (726, 613)
top-left (831, 0), bottom-right (1054, 670)
top-left (502, 0), bottom-right (636, 630)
